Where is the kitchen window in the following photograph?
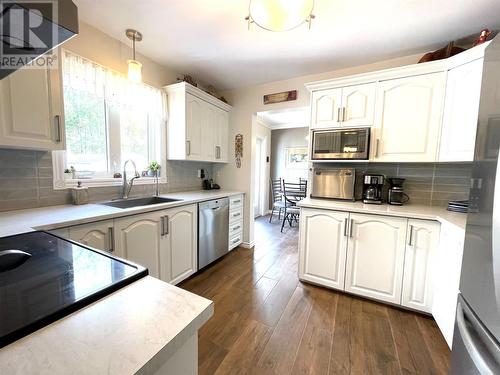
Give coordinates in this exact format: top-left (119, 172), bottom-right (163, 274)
top-left (53, 50), bottom-right (166, 189)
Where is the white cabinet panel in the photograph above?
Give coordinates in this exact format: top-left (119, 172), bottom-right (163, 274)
top-left (299, 209), bottom-right (349, 290)
top-left (214, 108), bottom-right (229, 162)
top-left (185, 93), bottom-right (204, 161)
top-left (341, 83), bottom-right (376, 127)
top-left (371, 73), bottom-right (445, 162)
top-left (162, 204), bottom-right (197, 285)
top-left (311, 88), bottom-right (342, 129)
top-left (345, 213), bottom-right (407, 304)
top-left (69, 220), bottom-right (115, 255)
top-left (402, 219), bottom-right (440, 313)
top-left (114, 212), bottom-right (163, 278)
top-left (432, 222), bottom-right (465, 348)
top-left (439, 59), bottom-right (483, 162)
top-left (0, 64), bottom-right (64, 150)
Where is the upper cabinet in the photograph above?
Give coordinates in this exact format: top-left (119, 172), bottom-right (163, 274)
top-left (0, 56), bottom-right (65, 150)
top-left (310, 83), bottom-right (375, 129)
top-left (306, 42), bottom-right (490, 163)
top-left (439, 58), bottom-right (484, 162)
top-left (371, 73), bottom-right (445, 162)
top-left (165, 82), bottom-right (231, 163)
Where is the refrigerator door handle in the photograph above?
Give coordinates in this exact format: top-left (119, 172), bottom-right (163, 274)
top-left (456, 298), bottom-right (500, 374)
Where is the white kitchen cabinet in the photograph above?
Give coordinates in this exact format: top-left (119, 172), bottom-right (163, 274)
top-left (114, 211), bottom-right (164, 278)
top-left (310, 83), bottom-right (376, 129)
top-left (69, 220), bottom-right (116, 254)
top-left (432, 222), bottom-right (466, 348)
top-left (0, 60), bottom-right (65, 150)
top-left (229, 194), bottom-right (244, 250)
top-left (165, 82), bottom-right (231, 163)
top-left (161, 204), bottom-right (197, 285)
top-left (345, 213), bottom-right (407, 304)
top-left (402, 219), bottom-right (440, 313)
top-left (439, 58), bottom-right (483, 162)
top-left (371, 73), bottom-right (445, 162)
top-left (299, 208), bottom-right (349, 290)
top-left (311, 88), bottom-right (342, 129)
top-left (341, 83), bottom-right (376, 127)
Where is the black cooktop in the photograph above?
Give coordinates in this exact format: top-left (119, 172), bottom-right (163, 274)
top-left (0, 231), bottom-right (148, 348)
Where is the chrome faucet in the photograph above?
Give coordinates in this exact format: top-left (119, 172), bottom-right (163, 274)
top-left (122, 160), bottom-right (140, 199)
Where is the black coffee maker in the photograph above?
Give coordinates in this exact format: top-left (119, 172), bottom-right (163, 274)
top-left (362, 174), bottom-right (384, 204)
top-left (387, 178), bottom-right (410, 205)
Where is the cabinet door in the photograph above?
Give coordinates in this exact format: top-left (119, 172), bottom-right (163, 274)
top-left (371, 73), bottom-right (445, 162)
top-left (432, 222), bottom-right (465, 348)
top-left (185, 93), bottom-right (204, 160)
top-left (345, 213), bottom-right (407, 304)
top-left (114, 212), bottom-right (164, 278)
top-left (311, 88), bottom-right (342, 129)
top-left (161, 204), bottom-right (197, 285)
top-left (341, 83), bottom-right (376, 127)
top-left (202, 104), bottom-right (216, 161)
top-left (69, 220), bottom-right (115, 254)
top-left (299, 209), bottom-right (349, 290)
top-left (439, 59), bottom-right (483, 162)
top-left (0, 66), bottom-right (63, 150)
top-left (402, 219), bottom-right (440, 313)
top-left (215, 108), bottom-right (229, 162)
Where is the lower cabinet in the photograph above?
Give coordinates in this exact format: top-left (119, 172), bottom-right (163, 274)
top-left (299, 208), bottom-right (348, 290)
top-left (401, 219), bottom-right (440, 313)
top-left (69, 220), bottom-right (115, 254)
top-left (114, 211), bottom-right (164, 278)
top-left (344, 213), bottom-right (407, 304)
top-left (298, 208), bottom-right (441, 313)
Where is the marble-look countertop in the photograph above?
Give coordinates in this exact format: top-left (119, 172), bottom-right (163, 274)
top-left (0, 276), bottom-right (214, 375)
top-left (0, 190), bottom-right (244, 237)
top-left (297, 198), bottom-right (468, 230)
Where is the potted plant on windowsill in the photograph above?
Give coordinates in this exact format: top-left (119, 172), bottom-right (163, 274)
top-left (64, 166), bottom-right (76, 180)
top-left (148, 161), bottom-right (161, 196)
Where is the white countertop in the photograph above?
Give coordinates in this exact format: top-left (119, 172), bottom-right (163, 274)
top-left (0, 276), bottom-right (214, 375)
top-left (0, 190), bottom-right (244, 237)
top-left (298, 198), bottom-right (468, 230)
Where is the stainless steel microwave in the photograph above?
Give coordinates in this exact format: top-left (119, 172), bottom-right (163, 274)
top-left (311, 127), bottom-right (370, 160)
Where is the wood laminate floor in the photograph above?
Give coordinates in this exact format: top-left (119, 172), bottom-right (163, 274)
top-left (179, 216), bottom-right (451, 375)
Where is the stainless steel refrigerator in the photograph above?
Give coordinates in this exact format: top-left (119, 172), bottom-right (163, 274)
top-left (451, 34), bottom-right (500, 374)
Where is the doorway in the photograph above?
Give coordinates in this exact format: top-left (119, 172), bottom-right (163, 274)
top-left (254, 136), bottom-right (265, 218)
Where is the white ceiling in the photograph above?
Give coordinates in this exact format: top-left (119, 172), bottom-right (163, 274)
top-left (75, 0), bottom-right (500, 90)
top-left (257, 107), bottom-right (309, 129)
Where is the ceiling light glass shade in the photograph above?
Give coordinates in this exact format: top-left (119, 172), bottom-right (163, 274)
top-left (127, 59), bottom-right (142, 83)
top-left (248, 0), bottom-right (314, 31)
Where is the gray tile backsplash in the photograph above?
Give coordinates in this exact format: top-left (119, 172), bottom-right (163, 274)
top-left (0, 149), bottom-right (212, 212)
top-left (314, 162), bottom-right (472, 207)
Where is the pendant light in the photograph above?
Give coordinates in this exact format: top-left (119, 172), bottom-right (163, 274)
top-left (245, 0), bottom-right (315, 32)
top-left (126, 29), bottom-right (143, 83)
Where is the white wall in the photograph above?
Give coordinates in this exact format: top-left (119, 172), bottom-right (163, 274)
top-left (215, 52), bottom-right (425, 246)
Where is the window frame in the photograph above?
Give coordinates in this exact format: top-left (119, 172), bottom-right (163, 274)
top-left (52, 50), bottom-right (167, 190)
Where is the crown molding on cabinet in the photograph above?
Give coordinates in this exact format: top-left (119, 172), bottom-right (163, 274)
top-left (164, 82), bottom-right (232, 112)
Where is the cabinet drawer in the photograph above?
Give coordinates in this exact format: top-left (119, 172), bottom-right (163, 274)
top-left (229, 231), bottom-right (243, 250)
top-left (229, 220), bottom-right (243, 237)
top-left (229, 208), bottom-right (243, 223)
top-left (230, 194), bottom-right (244, 209)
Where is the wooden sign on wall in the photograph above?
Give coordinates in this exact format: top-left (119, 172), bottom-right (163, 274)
top-left (263, 90), bottom-right (297, 105)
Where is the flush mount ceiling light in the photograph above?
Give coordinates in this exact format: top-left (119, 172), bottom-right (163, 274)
top-left (126, 29), bottom-right (143, 83)
top-left (245, 0), bottom-right (315, 32)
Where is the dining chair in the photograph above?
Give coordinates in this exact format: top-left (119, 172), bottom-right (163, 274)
top-left (281, 180), bottom-right (306, 232)
top-left (269, 178), bottom-right (285, 223)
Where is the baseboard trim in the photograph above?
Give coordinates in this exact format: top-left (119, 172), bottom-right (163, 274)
top-left (240, 241), bottom-right (255, 249)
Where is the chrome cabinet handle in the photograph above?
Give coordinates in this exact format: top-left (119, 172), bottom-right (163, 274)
top-left (344, 218), bottom-right (348, 237)
top-left (233, 199), bottom-right (241, 204)
top-left (408, 225), bottom-right (414, 246)
top-left (54, 115), bottom-right (61, 143)
top-left (164, 215), bottom-right (169, 235)
top-left (215, 146), bottom-right (221, 159)
top-left (186, 140), bottom-right (191, 156)
top-left (232, 225), bottom-right (241, 231)
top-left (108, 227), bottom-right (114, 252)
top-left (376, 139), bottom-right (380, 158)
top-left (337, 107), bottom-right (342, 122)
top-left (160, 216), bottom-right (165, 236)
top-left (231, 237), bottom-right (240, 245)
top-left (233, 212), bottom-right (241, 217)
top-left (342, 107), bottom-right (347, 122)
top-left (349, 219), bottom-right (354, 237)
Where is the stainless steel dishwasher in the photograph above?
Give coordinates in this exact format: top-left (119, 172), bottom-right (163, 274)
top-left (198, 198), bottom-right (229, 269)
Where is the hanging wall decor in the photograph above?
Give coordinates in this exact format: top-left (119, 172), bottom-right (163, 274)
top-left (235, 134), bottom-right (243, 168)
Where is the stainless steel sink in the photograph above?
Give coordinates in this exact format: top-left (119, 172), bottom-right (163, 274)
top-left (98, 197), bottom-right (182, 209)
